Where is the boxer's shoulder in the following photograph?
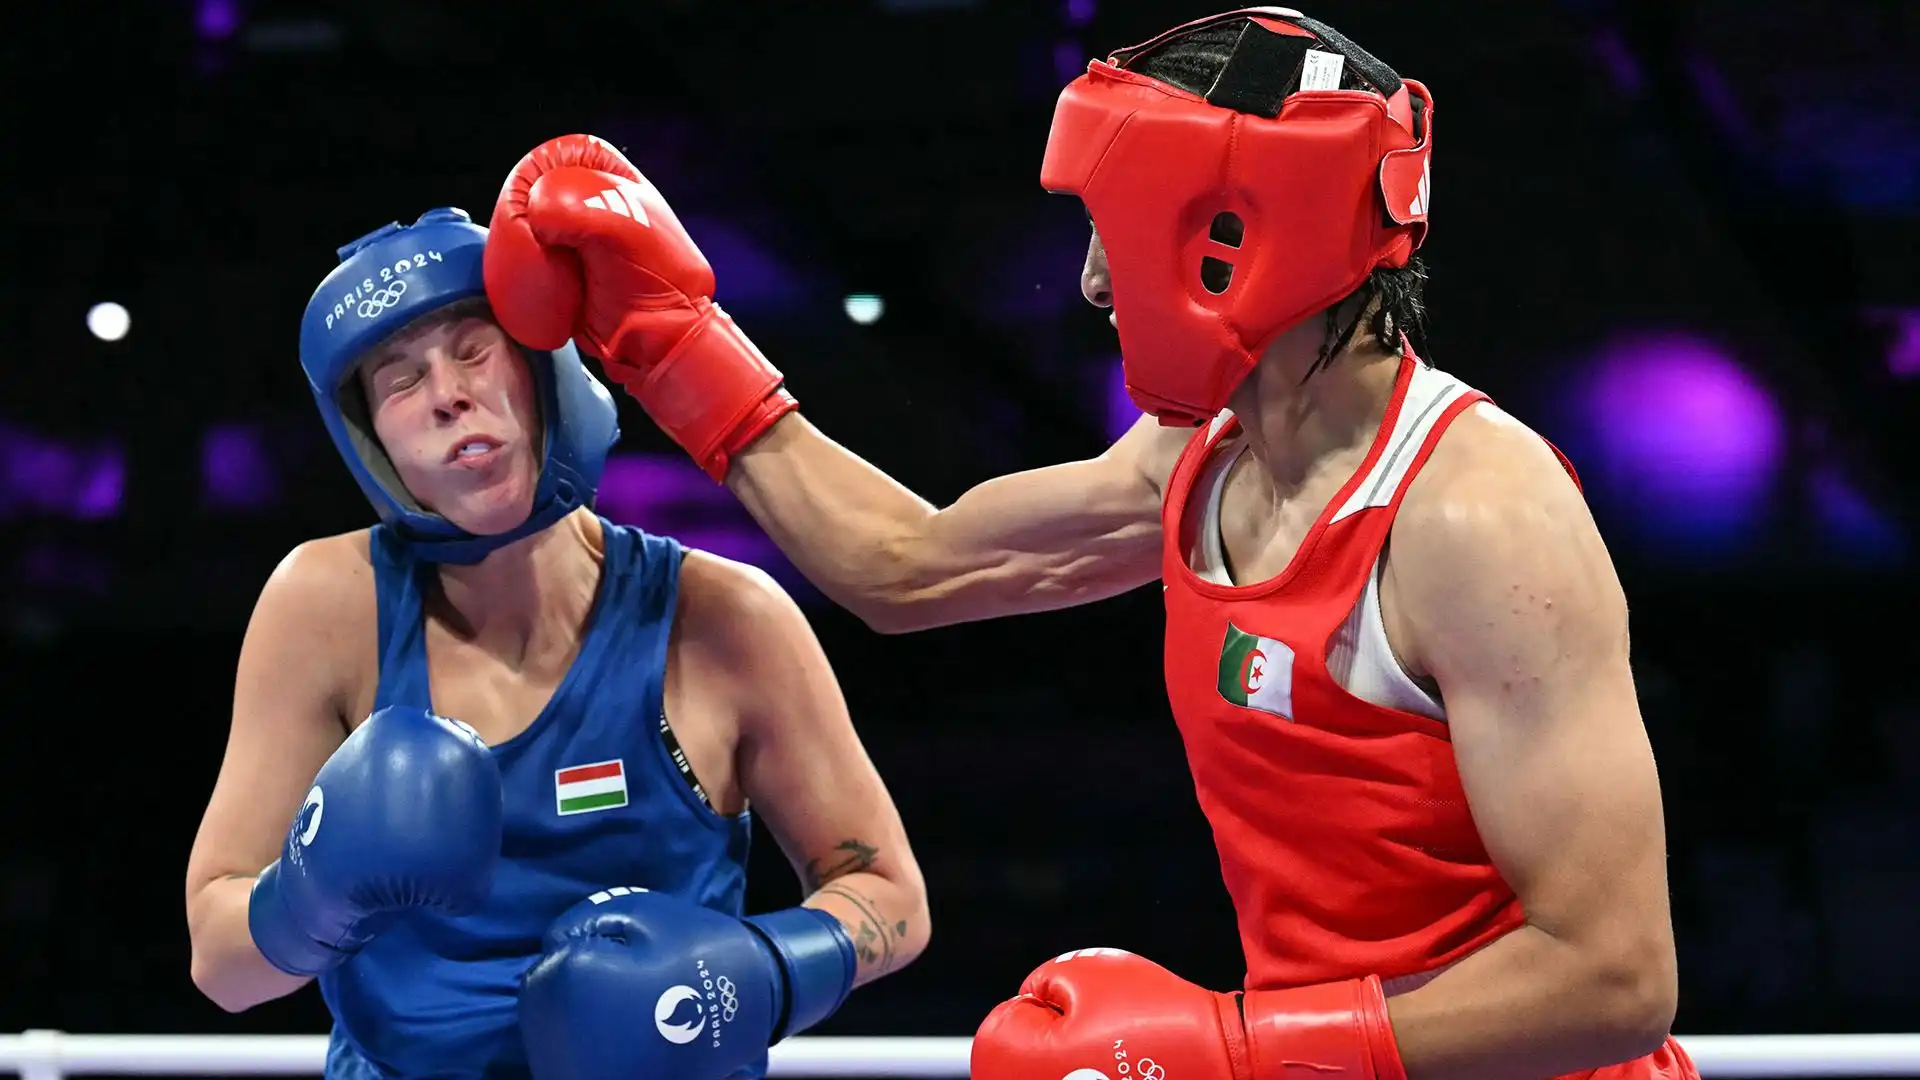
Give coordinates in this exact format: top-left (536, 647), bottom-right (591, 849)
top-left (670, 547), bottom-right (800, 661)
top-left (1399, 401), bottom-right (1578, 525)
top-left (263, 529), bottom-right (377, 606)
top-left (1383, 401), bottom-right (1615, 675)
top-left (669, 548), bottom-right (821, 715)
top-left (252, 529), bottom-right (379, 695)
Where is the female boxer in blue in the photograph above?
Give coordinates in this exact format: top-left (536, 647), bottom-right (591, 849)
top-left (182, 208), bottom-right (928, 1080)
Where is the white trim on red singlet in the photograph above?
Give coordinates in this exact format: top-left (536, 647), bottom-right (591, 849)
top-left (1329, 363), bottom-right (1474, 524)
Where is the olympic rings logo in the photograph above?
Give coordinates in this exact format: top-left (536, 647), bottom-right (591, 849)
top-left (715, 975), bottom-right (738, 1022)
top-left (356, 279), bottom-right (408, 319)
top-left (1136, 1060), bottom-right (1165, 1080)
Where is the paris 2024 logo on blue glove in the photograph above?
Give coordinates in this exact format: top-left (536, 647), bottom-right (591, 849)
top-left (560, 885), bottom-right (745, 1051)
top-left (653, 956), bottom-right (740, 1047)
top-left (523, 884), bottom-right (773, 1070)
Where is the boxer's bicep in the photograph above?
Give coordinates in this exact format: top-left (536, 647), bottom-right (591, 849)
top-left (692, 554), bottom-right (929, 981)
top-left (187, 541), bottom-right (357, 905)
top-left (1395, 461), bottom-right (1676, 1012)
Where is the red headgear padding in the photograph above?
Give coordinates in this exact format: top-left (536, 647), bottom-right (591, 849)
top-left (1042, 8), bottom-right (1433, 426)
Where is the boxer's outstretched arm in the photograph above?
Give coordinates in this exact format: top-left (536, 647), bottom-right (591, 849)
top-left (185, 540), bottom-right (358, 1012)
top-left (1381, 414), bottom-right (1676, 1080)
top-left (677, 549), bottom-right (930, 986)
top-left (727, 412), bottom-right (1186, 634)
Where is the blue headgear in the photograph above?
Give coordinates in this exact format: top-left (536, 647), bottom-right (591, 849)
top-left (297, 207), bottom-right (620, 564)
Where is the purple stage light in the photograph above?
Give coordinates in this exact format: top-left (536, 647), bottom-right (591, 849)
top-left (1055, 41), bottom-right (1086, 84)
top-left (201, 423), bottom-right (279, 510)
top-left (0, 425), bottom-right (124, 520)
top-left (1063, 0), bottom-right (1095, 27)
top-left (1793, 108), bottom-right (1920, 210)
top-left (1103, 357), bottom-right (1140, 442)
top-left (595, 452), bottom-right (818, 601)
top-left (676, 214), bottom-right (815, 318)
top-left (196, 0), bottom-right (239, 40)
top-left (1588, 28), bottom-right (1644, 98)
top-left (595, 454), bottom-right (718, 522)
top-left (1574, 334), bottom-right (1784, 545)
top-left (71, 454), bottom-right (123, 520)
top-left (1806, 467), bottom-right (1908, 566)
top-left (1871, 307), bottom-right (1920, 379)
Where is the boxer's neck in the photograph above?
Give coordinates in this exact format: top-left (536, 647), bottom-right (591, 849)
top-left (433, 508), bottom-right (605, 657)
top-left (1227, 324), bottom-right (1402, 496)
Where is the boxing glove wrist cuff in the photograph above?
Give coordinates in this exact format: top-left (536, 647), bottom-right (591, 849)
top-left (247, 860), bottom-right (353, 977)
top-left (1241, 976), bottom-right (1407, 1080)
top-left (618, 303), bottom-right (797, 482)
top-left (744, 906), bottom-right (857, 1042)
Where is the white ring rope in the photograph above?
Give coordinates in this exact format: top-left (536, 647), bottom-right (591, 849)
top-left (0, 1032), bottom-right (1917, 1078)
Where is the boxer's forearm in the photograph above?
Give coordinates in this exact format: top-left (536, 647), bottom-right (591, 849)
top-left (186, 875), bottom-right (312, 1013)
top-left (1384, 923), bottom-right (1674, 1080)
top-left (727, 415), bottom-right (941, 629)
top-left (730, 415), bottom-right (1163, 633)
top-left (800, 871), bottom-right (930, 987)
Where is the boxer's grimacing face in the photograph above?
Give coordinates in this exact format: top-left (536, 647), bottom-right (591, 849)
top-left (357, 307), bottom-right (543, 537)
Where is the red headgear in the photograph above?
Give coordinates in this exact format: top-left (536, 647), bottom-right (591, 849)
top-left (1041, 7), bottom-right (1433, 426)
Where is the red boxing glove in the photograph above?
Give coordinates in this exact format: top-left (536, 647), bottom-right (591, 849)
top-left (484, 134), bottom-right (796, 481)
top-left (972, 948), bottom-right (1407, 1080)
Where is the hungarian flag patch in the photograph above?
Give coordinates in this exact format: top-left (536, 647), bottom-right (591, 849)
top-left (555, 759), bottom-right (628, 816)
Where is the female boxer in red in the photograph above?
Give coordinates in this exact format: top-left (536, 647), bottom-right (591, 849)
top-left (481, 9), bottom-right (1694, 1080)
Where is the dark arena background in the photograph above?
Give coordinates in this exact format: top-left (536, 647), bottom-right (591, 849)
top-left (1, 0), bottom-right (1916, 1078)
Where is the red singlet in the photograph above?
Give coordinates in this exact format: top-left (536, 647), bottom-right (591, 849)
top-left (1158, 351), bottom-right (1695, 1080)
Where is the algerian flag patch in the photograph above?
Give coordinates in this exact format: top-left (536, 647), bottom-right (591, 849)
top-left (556, 759), bottom-right (628, 816)
top-left (1216, 623), bottom-right (1296, 720)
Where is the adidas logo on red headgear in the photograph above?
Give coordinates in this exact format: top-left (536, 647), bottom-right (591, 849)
top-left (1407, 157), bottom-right (1430, 218)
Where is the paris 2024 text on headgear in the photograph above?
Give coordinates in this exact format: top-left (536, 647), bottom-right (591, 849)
top-left (1042, 6), bottom-right (1434, 427)
top-left (296, 207), bottom-right (621, 565)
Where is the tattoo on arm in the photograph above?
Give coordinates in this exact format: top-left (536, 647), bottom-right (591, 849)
top-left (816, 883), bottom-right (908, 976)
top-left (801, 839), bottom-right (909, 976)
top-left (802, 838), bottom-right (878, 891)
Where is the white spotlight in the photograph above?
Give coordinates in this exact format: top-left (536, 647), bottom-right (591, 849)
top-left (843, 294), bottom-right (884, 325)
top-left (88, 302), bottom-right (131, 342)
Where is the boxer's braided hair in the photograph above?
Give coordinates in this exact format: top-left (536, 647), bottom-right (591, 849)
top-left (1125, 17), bottom-right (1433, 376)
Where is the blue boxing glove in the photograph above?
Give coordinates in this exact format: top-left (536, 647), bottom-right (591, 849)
top-left (248, 705), bottom-right (503, 976)
top-left (520, 888), bottom-right (857, 1080)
